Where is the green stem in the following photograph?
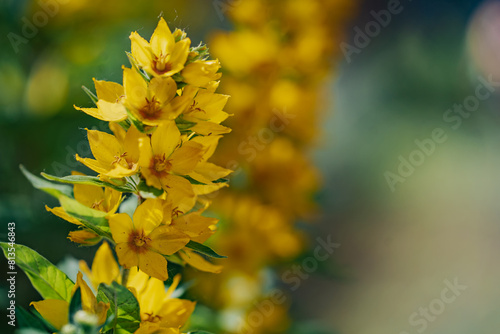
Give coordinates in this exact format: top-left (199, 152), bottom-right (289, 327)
top-left (121, 268), bottom-right (130, 286)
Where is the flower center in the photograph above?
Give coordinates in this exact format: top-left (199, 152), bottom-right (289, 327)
top-left (142, 312), bottom-right (162, 323)
top-left (91, 199), bottom-right (104, 210)
top-left (139, 97), bottom-right (161, 120)
top-left (128, 230), bottom-right (150, 253)
top-left (153, 53), bottom-right (172, 74)
top-left (151, 153), bottom-right (172, 176)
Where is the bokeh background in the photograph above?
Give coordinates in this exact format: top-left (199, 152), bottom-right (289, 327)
top-left (1, 0), bottom-right (500, 333)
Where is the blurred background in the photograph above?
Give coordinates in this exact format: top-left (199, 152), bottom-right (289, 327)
top-left (1, 0), bottom-right (500, 333)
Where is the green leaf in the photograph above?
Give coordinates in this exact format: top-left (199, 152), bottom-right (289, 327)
top-left (97, 282), bottom-right (141, 334)
top-left (59, 196), bottom-right (112, 239)
top-left (41, 173), bottom-right (136, 193)
top-left (137, 180), bottom-right (163, 197)
top-left (187, 332), bottom-right (215, 334)
top-left (81, 85), bottom-right (98, 105)
top-left (16, 306), bottom-right (51, 331)
top-left (68, 287), bottom-right (82, 321)
top-left (15, 329), bottom-right (50, 334)
top-left (182, 175), bottom-right (229, 186)
top-left (185, 241), bottom-right (226, 259)
top-left (0, 243), bottom-right (74, 302)
top-left (20, 165), bottom-right (73, 199)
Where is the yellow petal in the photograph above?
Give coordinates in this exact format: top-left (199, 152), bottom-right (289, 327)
top-left (74, 272), bottom-right (97, 313)
top-left (158, 298), bottom-right (196, 328)
top-left (167, 38), bottom-right (191, 75)
top-left (182, 60), bottom-right (222, 87)
top-left (148, 225), bottom-right (189, 255)
top-left (171, 212), bottom-right (217, 243)
top-left (149, 76), bottom-right (176, 105)
top-left (116, 243), bottom-right (139, 269)
top-left (162, 174), bottom-right (195, 210)
top-left (93, 78), bottom-right (124, 102)
top-left (91, 242), bottom-right (120, 286)
top-left (31, 299), bottom-right (69, 330)
top-left (75, 155), bottom-right (108, 176)
top-left (191, 121), bottom-right (231, 136)
top-left (138, 277), bottom-right (169, 315)
top-left (109, 213), bottom-right (134, 244)
top-left (134, 323), bottom-right (179, 334)
top-left (150, 17), bottom-right (175, 57)
top-left (130, 31), bottom-right (153, 68)
top-left (126, 267), bottom-right (150, 294)
top-left (73, 182), bottom-right (104, 209)
top-left (68, 230), bottom-right (101, 245)
top-left (192, 182), bottom-right (228, 196)
top-left (133, 199), bottom-right (164, 235)
top-left (124, 67), bottom-right (148, 111)
top-left (123, 125), bottom-right (146, 163)
top-left (138, 250), bottom-right (169, 281)
top-left (103, 187), bottom-right (122, 214)
top-left (87, 129), bottom-right (124, 167)
top-left (96, 100), bottom-right (128, 122)
top-left (45, 205), bottom-right (81, 225)
top-left (151, 121), bottom-right (180, 157)
top-left (169, 141), bottom-right (204, 175)
top-left (190, 162), bottom-right (232, 183)
top-left (191, 135), bottom-right (222, 161)
top-left (179, 249), bottom-right (223, 273)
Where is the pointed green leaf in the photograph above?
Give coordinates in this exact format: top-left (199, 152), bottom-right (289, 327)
top-left (41, 173), bottom-right (136, 193)
top-left (58, 196), bottom-right (112, 239)
top-left (16, 306), bottom-right (51, 331)
top-left (81, 85), bottom-right (98, 105)
top-left (97, 282), bottom-right (140, 334)
top-left (20, 165), bottom-right (73, 199)
top-left (0, 243), bottom-right (74, 302)
top-left (185, 241), bottom-right (226, 259)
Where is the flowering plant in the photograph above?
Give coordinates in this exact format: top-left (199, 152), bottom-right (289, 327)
top-left (2, 18), bottom-right (230, 334)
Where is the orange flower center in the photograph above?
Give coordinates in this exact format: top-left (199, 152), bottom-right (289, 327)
top-left (128, 230), bottom-right (151, 253)
top-left (150, 153), bottom-right (172, 177)
top-left (153, 53), bottom-right (172, 74)
top-left (142, 312), bottom-right (162, 323)
top-left (139, 96), bottom-right (161, 120)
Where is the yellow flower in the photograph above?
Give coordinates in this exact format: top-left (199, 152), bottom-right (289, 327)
top-left (181, 59), bottom-right (221, 87)
top-left (31, 272), bottom-right (109, 330)
top-left (68, 230), bottom-right (101, 245)
top-left (108, 198), bottom-right (190, 281)
top-left (132, 274), bottom-right (195, 332)
top-left (74, 78), bottom-right (127, 122)
top-left (45, 171), bottom-right (121, 245)
top-left (188, 135), bottom-right (233, 196)
top-left (182, 82), bottom-right (231, 136)
top-left (139, 121), bottom-right (203, 200)
top-left (123, 67), bottom-right (190, 126)
top-left (79, 242), bottom-right (120, 289)
top-left (130, 17), bottom-right (191, 78)
top-left (75, 125), bottom-right (145, 178)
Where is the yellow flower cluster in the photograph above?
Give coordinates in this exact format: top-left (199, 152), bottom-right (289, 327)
top-left (191, 0), bottom-right (356, 332)
top-left (37, 18), bottom-right (230, 334)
